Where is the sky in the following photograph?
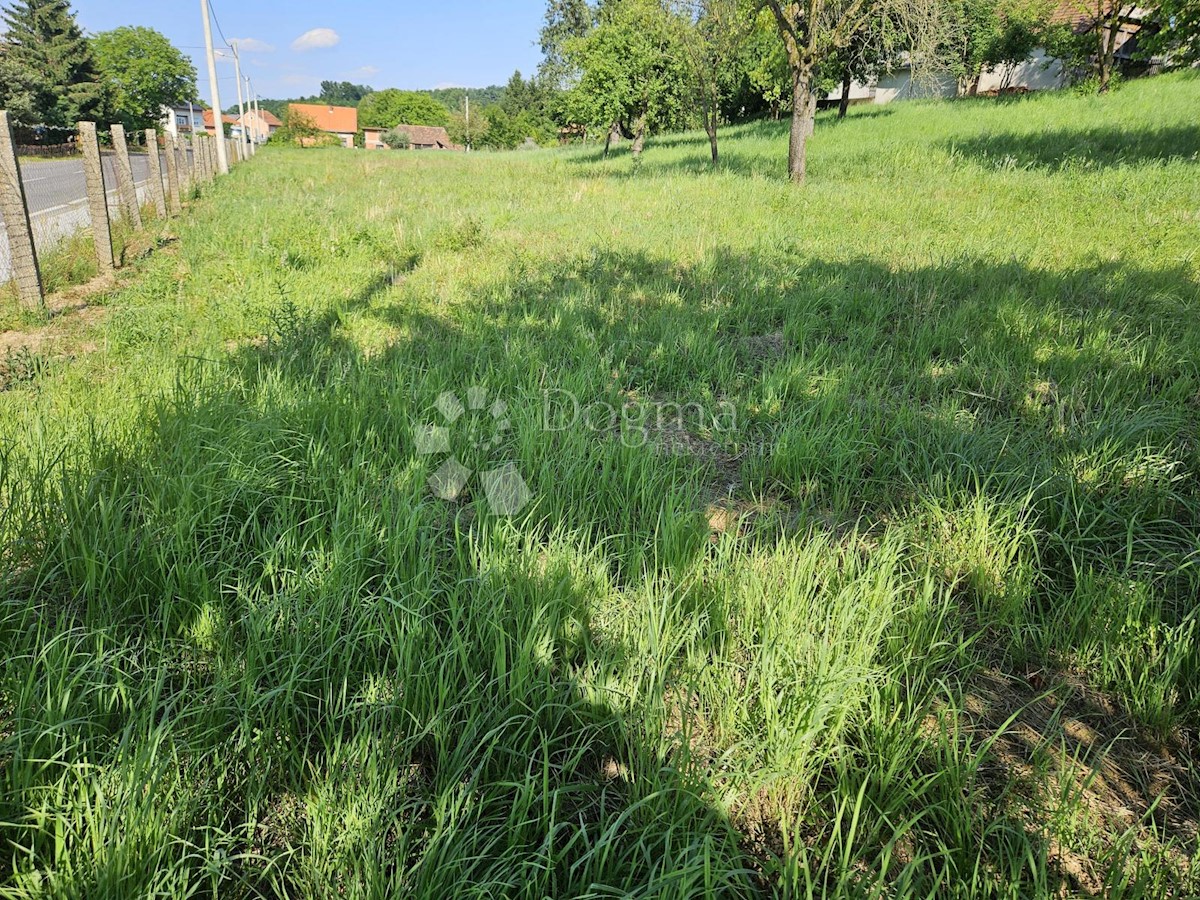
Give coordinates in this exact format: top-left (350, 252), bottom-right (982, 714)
top-left (72, 1), bottom-right (548, 105)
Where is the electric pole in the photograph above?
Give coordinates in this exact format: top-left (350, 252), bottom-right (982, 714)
top-left (232, 42), bottom-right (247, 161)
top-left (465, 91), bottom-right (471, 152)
top-left (246, 78), bottom-right (257, 155)
top-left (200, 0), bottom-right (229, 174)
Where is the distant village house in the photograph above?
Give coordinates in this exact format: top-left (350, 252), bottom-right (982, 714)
top-left (288, 103), bottom-right (358, 148)
top-left (362, 124), bottom-right (462, 151)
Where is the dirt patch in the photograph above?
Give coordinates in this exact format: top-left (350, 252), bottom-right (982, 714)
top-left (734, 331), bottom-right (791, 371)
top-left (955, 668), bottom-right (1198, 893)
top-left (0, 274), bottom-right (115, 356)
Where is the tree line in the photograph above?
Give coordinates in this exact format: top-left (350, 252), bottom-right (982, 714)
top-left (0, 0), bottom-right (196, 140)
top-left (535, 0), bottom-right (1200, 181)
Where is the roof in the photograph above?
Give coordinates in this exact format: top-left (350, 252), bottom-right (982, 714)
top-left (244, 109), bottom-right (282, 127)
top-left (202, 110), bottom-right (238, 127)
top-left (288, 103), bottom-right (358, 134)
top-left (391, 124), bottom-right (461, 150)
top-left (1049, 2), bottom-right (1150, 30)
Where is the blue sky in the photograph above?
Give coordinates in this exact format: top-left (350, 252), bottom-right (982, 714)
top-left (72, 1), bottom-right (548, 104)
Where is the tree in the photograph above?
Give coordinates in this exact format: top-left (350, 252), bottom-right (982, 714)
top-left (357, 89), bottom-right (450, 129)
top-left (672, 0), bottom-right (755, 164)
top-left (538, 0), bottom-right (597, 90)
top-left (761, 0), bottom-right (945, 182)
top-left (1141, 0), bottom-right (1200, 65)
top-left (950, 0), bottom-right (1052, 95)
top-left (91, 26), bottom-right (196, 131)
top-left (0, 0), bottom-right (102, 127)
top-left (320, 80), bottom-right (373, 104)
top-left (564, 0), bottom-right (690, 160)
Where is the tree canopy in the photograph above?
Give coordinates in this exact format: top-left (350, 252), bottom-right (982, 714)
top-left (357, 89), bottom-right (451, 129)
top-left (92, 26), bottom-right (197, 131)
top-left (0, 0), bottom-right (102, 128)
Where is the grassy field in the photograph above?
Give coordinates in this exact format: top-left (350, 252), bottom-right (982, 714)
top-left (2, 72), bottom-right (1199, 897)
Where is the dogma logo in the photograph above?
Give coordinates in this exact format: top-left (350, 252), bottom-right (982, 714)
top-left (415, 387), bottom-right (533, 516)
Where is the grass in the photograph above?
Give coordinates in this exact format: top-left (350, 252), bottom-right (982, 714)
top-left (1, 72), bottom-right (1199, 897)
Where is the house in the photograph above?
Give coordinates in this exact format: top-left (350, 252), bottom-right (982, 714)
top-left (825, 2), bottom-right (1153, 106)
top-left (161, 104), bottom-right (206, 138)
top-left (237, 108), bottom-right (282, 144)
top-left (288, 103), bottom-right (358, 148)
top-left (362, 124), bottom-right (462, 151)
top-left (202, 109), bottom-right (238, 136)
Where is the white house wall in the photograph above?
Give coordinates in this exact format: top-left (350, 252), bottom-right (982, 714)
top-left (827, 47), bottom-right (1069, 106)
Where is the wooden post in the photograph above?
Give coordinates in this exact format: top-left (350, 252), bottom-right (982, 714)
top-left (144, 129), bottom-right (167, 218)
top-left (164, 133), bottom-right (181, 214)
top-left (0, 110), bottom-right (44, 309)
top-left (110, 124), bottom-right (142, 228)
top-left (78, 121), bottom-right (115, 273)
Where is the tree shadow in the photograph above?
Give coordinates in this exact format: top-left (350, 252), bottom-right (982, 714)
top-left (4, 238), bottom-right (1199, 893)
top-left (948, 124), bottom-right (1200, 170)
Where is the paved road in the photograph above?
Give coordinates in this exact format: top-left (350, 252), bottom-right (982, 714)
top-left (0, 152), bottom-right (155, 285)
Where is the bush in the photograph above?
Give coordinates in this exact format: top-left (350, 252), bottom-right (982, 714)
top-left (383, 129), bottom-right (411, 150)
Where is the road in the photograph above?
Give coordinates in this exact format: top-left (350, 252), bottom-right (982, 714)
top-left (0, 152), bottom-right (154, 285)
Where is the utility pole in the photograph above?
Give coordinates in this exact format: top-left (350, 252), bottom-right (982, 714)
top-left (245, 78), bottom-right (256, 155)
top-left (465, 91), bottom-right (471, 152)
top-left (231, 42), bottom-right (248, 161)
top-left (200, 0), bottom-right (229, 174)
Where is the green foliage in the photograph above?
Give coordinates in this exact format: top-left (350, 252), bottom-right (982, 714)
top-left (269, 109), bottom-right (339, 148)
top-left (0, 0), bottom-right (102, 127)
top-left (357, 88), bottom-right (450, 129)
top-left (91, 26), bottom-right (197, 131)
top-left (1141, 0), bottom-right (1200, 65)
top-left (320, 80), bottom-right (373, 104)
top-left (952, 0), bottom-right (1056, 91)
top-left (564, 0), bottom-right (691, 138)
top-left (382, 128), bottom-right (410, 149)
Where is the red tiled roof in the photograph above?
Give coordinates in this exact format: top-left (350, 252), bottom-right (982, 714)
top-left (202, 109), bottom-right (238, 127)
top-left (288, 103), bottom-right (358, 134)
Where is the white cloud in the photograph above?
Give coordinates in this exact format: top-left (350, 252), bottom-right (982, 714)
top-left (347, 65), bottom-right (380, 78)
top-left (291, 28), bottom-right (340, 52)
top-left (433, 82), bottom-right (467, 90)
top-left (230, 37), bottom-right (275, 53)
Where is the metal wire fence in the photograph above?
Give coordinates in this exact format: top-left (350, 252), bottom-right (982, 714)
top-left (1, 114), bottom-right (238, 310)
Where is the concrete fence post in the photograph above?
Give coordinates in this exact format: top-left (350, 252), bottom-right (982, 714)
top-left (78, 121), bottom-right (115, 274)
top-left (164, 133), bottom-right (181, 214)
top-left (201, 137), bottom-right (213, 183)
top-left (0, 110), bottom-right (45, 310)
top-left (178, 135), bottom-right (192, 193)
top-left (144, 129), bottom-right (167, 219)
top-left (110, 124), bottom-right (142, 228)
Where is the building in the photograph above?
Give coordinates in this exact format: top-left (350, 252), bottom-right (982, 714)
top-left (161, 104), bottom-right (206, 138)
top-left (237, 109), bottom-right (283, 144)
top-left (825, 2), bottom-right (1154, 106)
top-left (202, 109), bottom-right (238, 136)
top-left (362, 124), bottom-right (462, 151)
top-left (287, 103), bottom-right (358, 148)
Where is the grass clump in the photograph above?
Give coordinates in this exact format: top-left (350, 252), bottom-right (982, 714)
top-left (1, 73), bottom-right (1199, 897)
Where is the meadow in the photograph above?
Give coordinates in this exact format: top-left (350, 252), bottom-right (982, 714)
top-left (1, 72), bottom-right (1199, 897)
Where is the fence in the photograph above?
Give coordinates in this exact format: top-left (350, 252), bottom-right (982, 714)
top-left (0, 112), bottom-right (254, 311)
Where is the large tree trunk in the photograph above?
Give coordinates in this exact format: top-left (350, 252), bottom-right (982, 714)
top-left (838, 71), bottom-right (851, 119)
top-left (787, 65), bottom-right (816, 183)
top-left (630, 114), bottom-right (647, 159)
top-left (1098, 6), bottom-right (1122, 93)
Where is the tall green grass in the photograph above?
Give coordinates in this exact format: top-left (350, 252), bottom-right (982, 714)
top-left (1, 73), bottom-right (1198, 897)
